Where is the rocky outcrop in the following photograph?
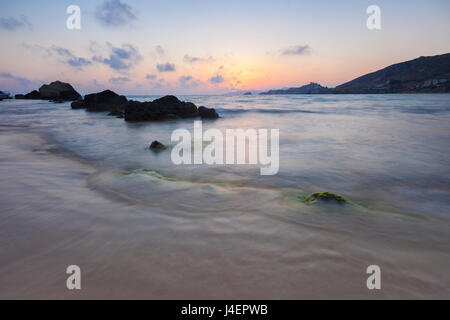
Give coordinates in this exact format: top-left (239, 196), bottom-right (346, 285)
top-left (15, 94), bottom-right (25, 99)
top-left (124, 96), bottom-right (199, 121)
top-left (334, 53), bottom-right (450, 94)
top-left (260, 82), bottom-right (331, 95)
top-left (39, 81), bottom-right (81, 101)
top-left (24, 90), bottom-right (41, 99)
top-left (198, 106), bottom-right (219, 119)
top-left (16, 81), bottom-right (81, 101)
top-left (71, 90), bottom-right (128, 112)
top-left (72, 91), bottom-right (220, 122)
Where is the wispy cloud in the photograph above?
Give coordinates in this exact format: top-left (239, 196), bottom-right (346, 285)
top-left (0, 15), bottom-right (32, 31)
top-left (93, 43), bottom-right (141, 72)
top-left (157, 62), bottom-right (176, 72)
top-left (209, 74), bottom-right (224, 84)
top-left (179, 75), bottom-right (200, 87)
top-left (95, 0), bottom-right (136, 28)
top-left (146, 74), bottom-right (157, 80)
top-left (155, 45), bottom-right (165, 57)
top-left (0, 72), bottom-right (32, 86)
top-left (51, 46), bottom-right (91, 70)
top-left (282, 45), bottom-right (311, 56)
top-left (184, 54), bottom-right (214, 63)
top-left (109, 76), bottom-right (131, 85)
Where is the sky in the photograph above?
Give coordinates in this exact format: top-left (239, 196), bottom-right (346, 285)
top-left (0, 0), bottom-right (450, 95)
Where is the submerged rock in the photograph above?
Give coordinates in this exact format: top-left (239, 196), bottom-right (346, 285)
top-left (149, 140), bottom-right (167, 151)
top-left (301, 192), bottom-right (348, 205)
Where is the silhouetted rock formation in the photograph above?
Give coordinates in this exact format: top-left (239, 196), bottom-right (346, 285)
top-left (334, 53), bottom-right (450, 94)
top-left (72, 91), bottom-right (219, 122)
top-left (71, 90), bottom-right (128, 112)
top-left (16, 81), bottom-right (81, 101)
top-left (260, 82), bottom-right (331, 95)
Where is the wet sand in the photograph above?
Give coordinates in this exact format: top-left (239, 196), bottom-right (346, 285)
top-left (1, 125), bottom-right (449, 299)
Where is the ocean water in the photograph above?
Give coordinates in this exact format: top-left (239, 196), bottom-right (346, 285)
top-left (0, 94), bottom-right (449, 299)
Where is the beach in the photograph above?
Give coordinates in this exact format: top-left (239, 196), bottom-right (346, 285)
top-left (0, 94), bottom-right (449, 299)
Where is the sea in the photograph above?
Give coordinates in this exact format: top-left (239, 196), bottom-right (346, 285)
top-left (0, 94), bottom-right (449, 299)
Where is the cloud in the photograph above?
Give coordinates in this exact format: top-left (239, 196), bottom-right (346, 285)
top-left (0, 15), bottom-right (32, 30)
top-left (282, 45), bottom-right (311, 56)
top-left (157, 62), bottom-right (176, 72)
top-left (109, 77), bottom-right (131, 84)
top-left (51, 46), bottom-right (91, 70)
top-left (95, 0), bottom-right (136, 28)
top-left (179, 75), bottom-right (200, 87)
top-left (209, 74), bottom-right (224, 84)
top-left (0, 72), bottom-right (32, 86)
top-left (93, 43), bottom-right (141, 72)
top-left (146, 74), bottom-right (157, 80)
top-left (183, 54), bottom-right (214, 63)
top-left (155, 45), bottom-right (165, 57)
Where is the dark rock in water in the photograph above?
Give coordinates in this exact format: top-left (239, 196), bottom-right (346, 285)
top-left (125, 95), bottom-right (200, 122)
top-left (149, 140), bottom-right (167, 151)
top-left (39, 81), bottom-right (81, 101)
top-left (70, 100), bottom-right (86, 109)
top-left (73, 91), bottom-right (220, 122)
top-left (107, 108), bottom-right (125, 118)
top-left (15, 94), bottom-right (25, 99)
top-left (243, 92), bottom-right (252, 95)
top-left (198, 106), bottom-right (219, 119)
top-left (75, 90), bottom-right (128, 112)
top-left (24, 90), bottom-right (41, 99)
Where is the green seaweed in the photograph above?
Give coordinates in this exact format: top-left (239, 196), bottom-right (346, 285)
top-left (122, 168), bottom-right (176, 181)
top-left (299, 192), bottom-right (349, 205)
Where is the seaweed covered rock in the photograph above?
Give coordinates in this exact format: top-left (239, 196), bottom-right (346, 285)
top-left (301, 192), bottom-right (348, 205)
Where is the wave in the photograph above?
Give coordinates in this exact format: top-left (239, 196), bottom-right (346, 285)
top-left (216, 108), bottom-right (325, 114)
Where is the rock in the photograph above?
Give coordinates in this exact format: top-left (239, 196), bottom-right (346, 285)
top-left (124, 95), bottom-right (199, 122)
top-left (79, 90), bottom-right (128, 112)
top-left (15, 94), bottom-right (25, 99)
top-left (198, 106), bottom-right (219, 119)
top-left (73, 91), bottom-right (220, 122)
top-left (70, 100), bottom-right (86, 109)
top-left (149, 141), bottom-right (167, 151)
top-left (107, 108), bottom-right (125, 118)
top-left (24, 90), bottom-right (41, 99)
top-left (39, 81), bottom-right (81, 101)
top-left (301, 192), bottom-right (348, 205)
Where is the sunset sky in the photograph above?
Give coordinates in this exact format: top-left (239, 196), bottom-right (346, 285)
top-left (1, 0), bottom-right (450, 95)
